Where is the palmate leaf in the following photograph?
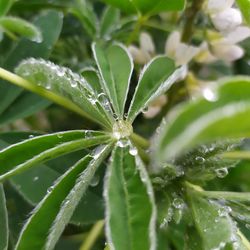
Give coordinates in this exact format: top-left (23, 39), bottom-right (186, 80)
top-left (156, 77), bottom-right (250, 161)
top-left (187, 192), bottom-right (246, 250)
top-left (102, 0), bottom-right (185, 15)
top-left (0, 184), bottom-right (8, 250)
top-left (92, 43), bottom-right (133, 118)
top-left (127, 56), bottom-right (177, 122)
top-left (15, 144), bottom-right (113, 250)
top-left (0, 16), bottom-right (42, 42)
top-left (104, 145), bottom-right (156, 250)
top-left (15, 58), bottom-right (114, 129)
top-left (0, 130), bottom-right (111, 181)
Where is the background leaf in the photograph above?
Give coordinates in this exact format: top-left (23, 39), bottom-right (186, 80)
top-left (0, 0), bottom-right (13, 17)
top-left (0, 16), bottom-right (42, 42)
top-left (102, 0), bottom-right (185, 15)
top-left (105, 145), bottom-right (156, 250)
top-left (0, 184), bottom-right (8, 250)
top-left (0, 10), bottom-right (63, 117)
top-left (236, 0), bottom-right (250, 25)
top-left (157, 77), bottom-right (250, 160)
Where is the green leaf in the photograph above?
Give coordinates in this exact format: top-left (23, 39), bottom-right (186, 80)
top-left (0, 184), bottom-right (8, 250)
top-left (102, 0), bottom-right (185, 15)
top-left (188, 192), bottom-right (244, 250)
top-left (236, 0), bottom-right (250, 25)
top-left (0, 91), bottom-right (50, 125)
top-left (157, 77), bottom-right (250, 161)
top-left (105, 145), bottom-right (156, 250)
top-left (0, 11), bottom-right (63, 115)
top-left (0, 0), bottom-right (13, 17)
top-left (128, 56), bottom-right (176, 122)
top-left (70, 0), bottom-right (98, 39)
top-left (92, 43), bottom-right (133, 117)
top-left (81, 68), bottom-right (102, 94)
top-left (15, 58), bottom-right (114, 128)
top-left (0, 132), bottom-right (104, 224)
top-left (0, 16), bottom-right (42, 42)
top-left (100, 6), bottom-right (120, 38)
top-left (0, 130), bottom-right (111, 181)
top-left (15, 144), bottom-right (112, 250)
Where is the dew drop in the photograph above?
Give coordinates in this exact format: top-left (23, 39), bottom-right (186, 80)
top-left (47, 186), bottom-right (54, 194)
top-left (84, 131), bottom-right (92, 139)
top-left (142, 106), bottom-right (149, 114)
top-left (129, 147), bottom-right (138, 156)
top-left (29, 134), bottom-right (35, 139)
top-left (195, 156), bottom-right (205, 163)
top-left (117, 139), bottom-right (129, 148)
top-left (90, 175), bottom-right (100, 187)
top-left (202, 87), bottom-right (218, 102)
top-left (172, 198), bottom-right (185, 209)
top-left (33, 176), bottom-right (39, 182)
top-left (215, 168), bottom-right (228, 178)
top-left (57, 134), bottom-right (63, 139)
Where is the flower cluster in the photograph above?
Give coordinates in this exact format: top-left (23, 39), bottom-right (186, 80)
top-left (199, 0), bottom-right (250, 62)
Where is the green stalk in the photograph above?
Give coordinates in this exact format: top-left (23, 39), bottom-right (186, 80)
top-left (79, 220), bottom-right (104, 250)
top-left (130, 133), bottom-right (150, 149)
top-left (200, 191), bottom-right (250, 202)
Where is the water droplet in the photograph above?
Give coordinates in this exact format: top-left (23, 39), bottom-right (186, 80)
top-left (218, 206), bottom-right (231, 217)
top-left (57, 134), bottom-right (63, 139)
top-left (90, 175), bottom-right (100, 187)
top-left (142, 106), bottom-right (149, 114)
top-left (117, 139), bottom-right (129, 148)
top-left (172, 198), bottom-right (185, 209)
top-left (195, 156), bottom-right (205, 163)
top-left (129, 147), bottom-right (138, 156)
top-left (215, 168), bottom-right (228, 178)
top-left (202, 87), bottom-right (218, 102)
top-left (246, 224), bottom-right (250, 229)
top-left (29, 134), bottom-right (35, 139)
top-left (33, 176), bottom-right (39, 182)
top-left (47, 186), bottom-right (54, 194)
top-left (84, 131), bottom-right (92, 139)
top-left (64, 199), bottom-right (70, 205)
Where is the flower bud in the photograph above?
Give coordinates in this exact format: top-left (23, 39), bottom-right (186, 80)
top-left (205, 0), bottom-right (234, 14)
top-left (211, 8), bottom-right (242, 32)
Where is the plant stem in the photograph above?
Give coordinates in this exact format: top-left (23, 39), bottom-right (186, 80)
top-left (181, 0), bottom-right (205, 43)
top-left (126, 15), bottom-right (148, 45)
top-left (0, 67), bottom-right (111, 129)
top-left (79, 220), bottom-right (104, 250)
top-left (130, 133), bottom-right (150, 149)
top-left (238, 230), bottom-right (250, 249)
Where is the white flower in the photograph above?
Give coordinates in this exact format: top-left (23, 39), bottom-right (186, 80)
top-left (205, 0), bottom-right (234, 14)
top-left (211, 8), bottom-right (242, 32)
top-left (165, 31), bottom-right (200, 66)
top-left (143, 95), bottom-right (167, 119)
top-left (211, 42), bottom-right (244, 62)
top-left (224, 26), bottom-right (250, 44)
top-left (128, 32), bottom-right (155, 64)
top-left (195, 42), bottom-right (217, 64)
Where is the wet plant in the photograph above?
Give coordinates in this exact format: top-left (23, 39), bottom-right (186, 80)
top-left (0, 0), bottom-right (250, 250)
